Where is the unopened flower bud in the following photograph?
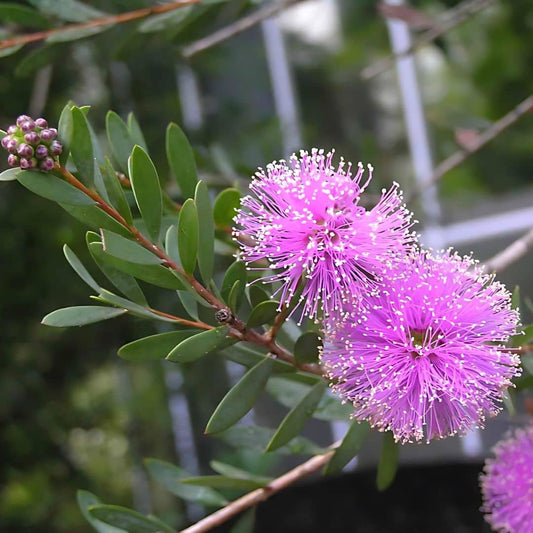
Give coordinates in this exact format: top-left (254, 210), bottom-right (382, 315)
top-left (20, 157), bottom-right (36, 169)
top-left (16, 115), bottom-right (31, 126)
top-left (7, 125), bottom-right (17, 135)
top-left (35, 145), bottom-right (49, 159)
top-left (50, 140), bottom-right (62, 156)
top-left (1, 136), bottom-right (10, 149)
top-left (40, 157), bottom-right (55, 171)
top-left (7, 154), bottom-right (19, 167)
top-left (17, 143), bottom-right (34, 158)
top-left (41, 128), bottom-right (57, 141)
top-left (35, 118), bottom-right (48, 129)
top-left (6, 138), bottom-right (18, 154)
top-left (24, 132), bottom-right (40, 145)
top-left (20, 120), bottom-right (35, 133)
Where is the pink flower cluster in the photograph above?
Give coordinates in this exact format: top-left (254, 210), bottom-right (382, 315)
top-left (235, 149), bottom-right (521, 444)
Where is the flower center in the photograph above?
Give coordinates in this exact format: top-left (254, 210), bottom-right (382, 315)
top-left (408, 328), bottom-right (442, 359)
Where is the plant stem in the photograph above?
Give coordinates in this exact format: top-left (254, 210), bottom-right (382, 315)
top-left (481, 227), bottom-right (533, 273)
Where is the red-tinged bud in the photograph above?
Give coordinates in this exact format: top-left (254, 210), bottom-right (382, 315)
top-left (50, 140), bottom-right (62, 156)
top-left (41, 128), bottom-right (57, 141)
top-left (7, 154), bottom-right (19, 167)
top-left (7, 125), bottom-right (17, 135)
top-left (35, 145), bottom-right (49, 159)
top-left (6, 138), bottom-right (18, 154)
top-left (20, 120), bottom-right (35, 133)
top-left (16, 115), bottom-right (31, 126)
top-left (24, 132), bottom-right (40, 145)
top-left (17, 143), bottom-right (34, 158)
top-left (20, 157), bottom-right (36, 169)
top-left (40, 157), bottom-right (55, 171)
top-left (35, 118), bottom-right (48, 129)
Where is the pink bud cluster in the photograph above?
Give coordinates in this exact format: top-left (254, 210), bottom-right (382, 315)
top-left (1, 115), bottom-right (62, 172)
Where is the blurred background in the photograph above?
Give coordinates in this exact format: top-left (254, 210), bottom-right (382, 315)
top-left (0, 0), bottom-right (532, 531)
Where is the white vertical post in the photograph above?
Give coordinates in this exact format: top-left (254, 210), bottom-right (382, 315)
top-left (176, 63), bottom-right (204, 132)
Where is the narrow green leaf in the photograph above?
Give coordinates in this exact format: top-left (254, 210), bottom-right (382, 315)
top-left (205, 357), bottom-right (273, 434)
top-left (222, 344), bottom-right (296, 375)
top-left (106, 111), bottom-right (134, 174)
top-left (71, 106), bottom-right (95, 186)
top-left (266, 381), bottom-right (327, 452)
top-left (58, 101), bottom-right (74, 166)
top-left (138, 5), bottom-right (194, 32)
top-left (376, 431), bottom-right (399, 491)
top-left (0, 168), bottom-right (20, 181)
top-left (194, 181), bottom-right (214, 284)
top-left (213, 188), bottom-right (241, 228)
top-left (180, 476), bottom-right (266, 491)
top-left (247, 300), bottom-right (279, 328)
top-left (101, 156), bottom-right (132, 218)
top-left (46, 23), bottom-right (113, 43)
top-left (512, 286), bottom-right (520, 310)
top-left (165, 224), bottom-right (181, 265)
top-left (177, 290), bottom-right (199, 320)
top-left (77, 491), bottom-right (126, 533)
top-left (166, 123), bottom-right (197, 198)
top-left (118, 331), bottom-right (200, 362)
top-left (61, 203), bottom-right (132, 238)
top-left (178, 198), bottom-right (198, 275)
top-left (248, 285), bottom-right (269, 309)
top-left (101, 230), bottom-right (162, 265)
top-left (17, 170), bottom-right (94, 205)
top-left (28, 0), bottom-right (106, 22)
top-left (0, 44), bottom-right (22, 57)
top-left (128, 145), bottom-right (162, 242)
top-left (210, 461), bottom-right (272, 485)
top-left (294, 332), bottom-right (322, 365)
top-left (93, 289), bottom-right (169, 322)
top-left (0, 4), bottom-right (51, 27)
top-left (63, 244), bottom-right (100, 293)
top-left (221, 261), bottom-right (247, 303)
top-left (145, 459), bottom-right (227, 507)
top-left (127, 113), bottom-right (147, 150)
top-left (228, 279), bottom-right (245, 314)
top-left (88, 505), bottom-right (175, 533)
top-left (15, 44), bottom-right (63, 77)
top-left (166, 326), bottom-right (232, 363)
top-left (324, 421), bottom-right (370, 475)
top-left (42, 306), bottom-right (126, 327)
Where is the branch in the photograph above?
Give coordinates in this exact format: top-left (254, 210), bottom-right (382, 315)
top-left (407, 94), bottom-right (533, 203)
top-left (0, 0), bottom-right (201, 51)
top-left (481, 227), bottom-right (533, 273)
top-left (179, 446), bottom-right (336, 533)
top-left (361, 0), bottom-right (494, 80)
top-left (182, 0), bottom-right (306, 59)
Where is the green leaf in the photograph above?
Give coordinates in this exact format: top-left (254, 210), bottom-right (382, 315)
top-left (213, 188), bottom-right (241, 228)
top-left (101, 157), bottom-right (133, 225)
top-left (178, 198), bottom-right (199, 275)
top-left (376, 431), bottom-right (399, 491)
top-left (42, 306), bottom-right (126, 327)
top-left (63, 244), bottom-right (100, 293)
top-left (93, 289), bottom-right (167, 322)
top-left (194, 181), bottom-right (214, 284)
top-left (28, 0), bottom-right (106, 22)
top-left (71, 106), bottom-right (95, 186)
top-left (166, 326), bottom-right (233, 363)
top-left (77, 491), bottom-right (126, 533)
top-left (106, 111), bottom-right (135, 174)
top-left (324, 421), bottom-right (370, 475)
top-left (118, 331), bottom-right (200, 362)
top-left (166, 123), bottom-right (197, 199)
top-left (17, 170), bottom-right (94, 205)
top-left (210, 461), bottom-right (272, 485)
top-left (127, 113), bottom-right (147, 150)
top-left (248, 285), bottom-right (269, 309)
top-left (0, 44), bottom-right (22, 57)
top-left (88, 241), bottom-right (184, 290)
top-left (46, 23), bottom-right (113, 43)
top-left (61, 203), bottom-right (132, 238)
top-left (0, 168), bottom-right (20, 181)
top-left (145, 459), bottom-right (227, 507)
top-left (228, 279), bottom-right (245, 314)
top-left (58, 101), bottom-right (74, 166)
top-left (138, 6), bottom-right (194, 32)
top-left (205, 357), bottom-right (273, 434)
top-left (222, 344), bottom-right (296, 375)
top-left (88, 505), bottom-right (175, 533)
top-left (294, 332), bottom-right (322, 365)
top-left (128, 146), bottom-right (162, 242)
top-left (266, 381), bottom-right (326, 452)
top-left (221, 261), bottom-right (247, 303)
top-left (247, 300), bottom-right (279, 328)
top-left (15, 44), bottom-right (63, 77)
top-left (180, 476), bottom-right (267, 491)
top-left (101, 230), bottom-right (162, 265)
top-left (164, 224), bottom-right (181, 266)
top-left (512, 286), bottom-right (520, 311)
top-left (0, 4), bottom-right (51, 27)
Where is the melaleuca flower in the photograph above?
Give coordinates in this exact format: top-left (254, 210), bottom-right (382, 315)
top-left (1, 115), bottom-right (61, 171)
top-left (321, 249), bottom-right (521, 443)
top-left (480, 425), bottom-right (533, 532)
top-left (234, 149), bottom-right (415, 320)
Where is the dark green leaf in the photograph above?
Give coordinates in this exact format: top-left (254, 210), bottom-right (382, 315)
top-left (138, 6), bottom-right (194, 32)
top-left (166, 326), bottom-right (233, 363)
top-left (127, 113), bottom-right (147, 150)
top-left (213, 188), bottom-right (241, 228)
top-left (63, 244), bottom-right (100, 293)
top-left (46, 24), bottom-right (112, 43)
top-left (166, 122), bottom-right (197, 199)
top-left (128, 145), bottom-right (162, 242)
top-left (15, 44), bottom-right (62, 77)
top-left (512, 286), bottom-right (520, 310)
top-left (0, 168), bottom-right (20, 181)
top-left (0, 4), bottom-right (51, 27)
top-left (221, 261), bottom-right (247, 303)
top-left (178, 198), bottom-right (198, 275)
top-left (28, 0), bottom-right (106, 22)
top-left (71, 106), bottom-right (95, 186)
top-left (228, 279), bottom-right (245, 314)
top-left (101, 157), bottom-right (133, 225)
top-left (88, 505), bottom-right (175, 533)
top-left (324, 421), bottom-right (370, 475)
top-left (165, 224), bottom-right (181, 265)
top-left (247, 300), bottom-right (279, 328)
top-left (145, 459), bottom-right (227, 507)
top-left (61, 203), bottom-right (132, 238)
top-left (194, 181), bottom-right (214, 284)
top-left (210, 461), bottom-right (272, 485)
top-left (77, 491), bottom-right (126, 533)
top-left (222, 344), bottom-right (296, 375)
top-left (118, 331), bottom-right (200, 362)
top-left (205, 358), bottom-right (273, 434)
top-left (42, 306), bottom-right (126, 327)
top-left (106, 111), bottom-right (134, 174)
top-left (376, 432), bottom-right (399, 491)
top-left (17, 170), bottom-right (94, 205)
top-left (180, 476), bottom-right (266, 491)
top-left (0, 44), bottom-right (22, 57)
top-left (93, 289), bottom-right (168, 322)
top-left (101, 230), bottom-right (162, 265)
top-left (266, 381), bottom-right (326, 452)
top-left (294, 332), bottom-right (322, 365)
top-left (58, 101), bottom-right (74, 166)
top-left (248, 285), bottom-right (269, 309)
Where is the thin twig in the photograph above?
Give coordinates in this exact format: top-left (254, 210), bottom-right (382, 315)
top-left (182, 0), bottom-right (306, 59)
top-left (361, 0), bottom-right (494, 80)
top-left (481, 228), bottom-right (533, 273)
top-left (0, 0), bottom-right (201, 51)
top-left (407, 94), bottom-right (533, 203)
top-left (180, 446), bottom-right (336, 533)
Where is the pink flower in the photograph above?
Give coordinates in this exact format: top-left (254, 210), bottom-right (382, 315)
top-left (480, 425), bottom-right (533, 532)
top-left (234, 149), bottom-right (415, 320)
top-left (321, 250), bottom-right (521, 443)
